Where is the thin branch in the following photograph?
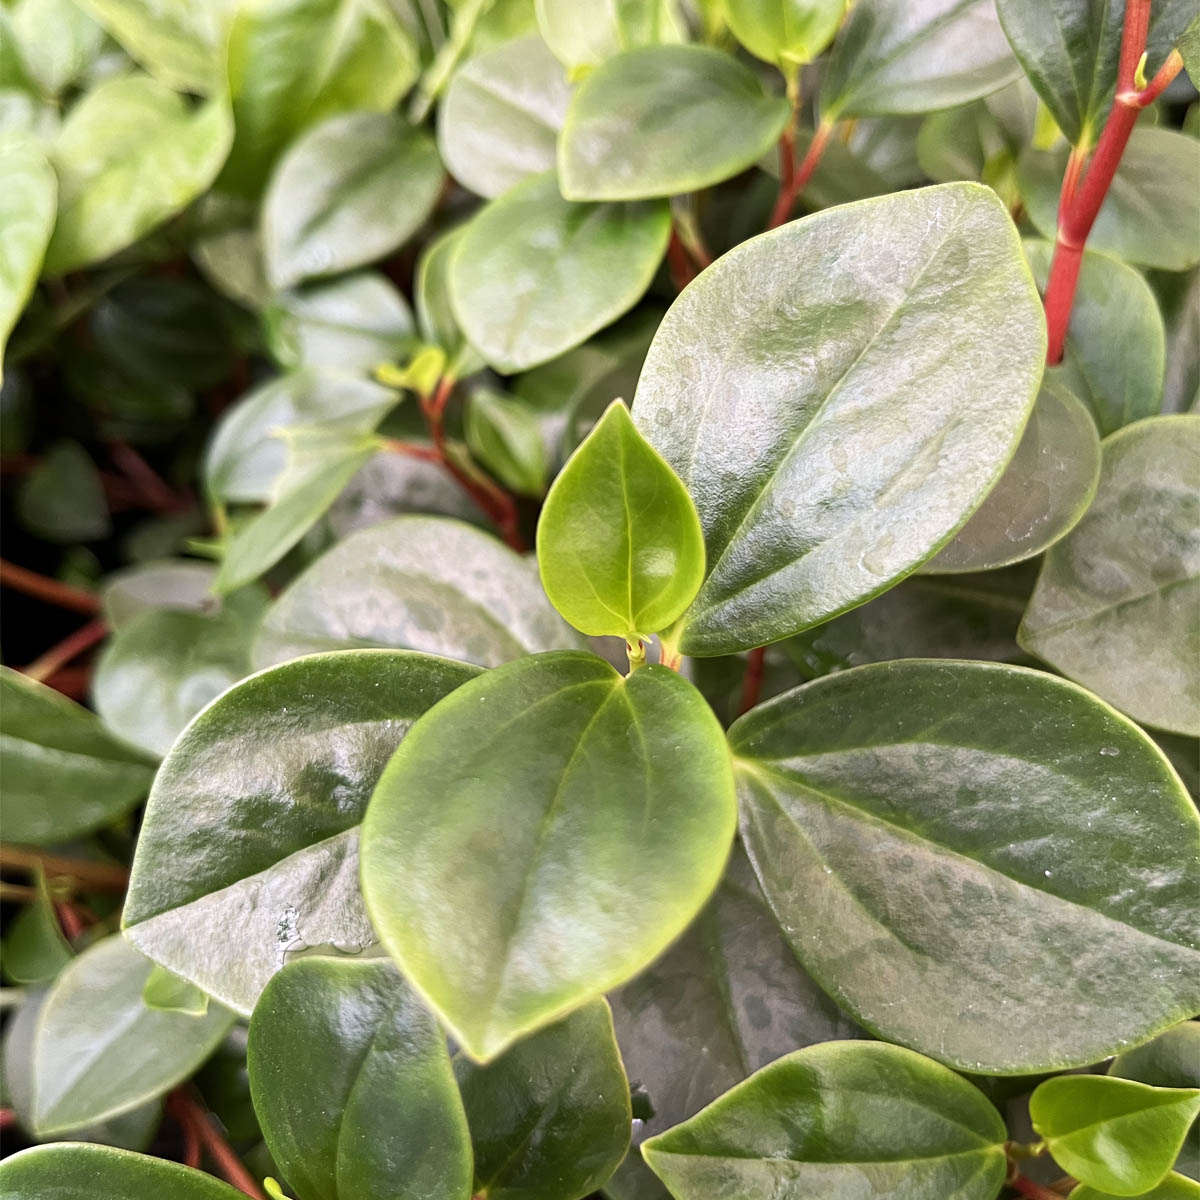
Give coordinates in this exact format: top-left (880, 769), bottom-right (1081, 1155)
top-left (1010, 1176), bottom-right (1069, 1200)
top-left (0, 559), bottom-right (101, 614)
top-left (738, 647), bottom-right (767, 715)
top-left (22, 618), bottom-right (108, 684)
top-left (667, 229), bottom-right (697, 290)
top-left (769, 120), bottom-right (834, 229)
top-left (168, 1090), bottom-right (266, 1200)
top-left (0, 845), bottom-right (130, 891)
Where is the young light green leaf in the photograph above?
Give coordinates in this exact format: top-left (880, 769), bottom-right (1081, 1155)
top-left (725, 0), bottom-right (846, 68)
top-left (819, 0), bottom-right (1021, 120)
top-left (1020, 130), bottom-right (1200, 272)
top-left (1030, 1075), bottom-right (1200, 1196)
top-left (1019, 415), bottom-right (1199, 737)
top-left (44, 75), bottom-right (233, 276)
top-left (1, 868), bottom-right (71, 986)
top-left (0, 140), bottom-right (54, 375)
top-left (122, 651), bottom-right (480, 1014)
top-left (924, 379), bottom-right (1100, 573)
top-left (0, 1145), bottom-right (246, 1200)
top-left (141, 964), bottom-right (210, 1015)
top-left (438, 34), bottom-right (572, 200)
top-left (17, 439), bottom-right (111, 543)
top-left (535, 0), bottom-right (686, 76)
top-left (632, 183), bottom-right (1046, 656)
top-left (0, 667), bottom-right (154, 845)
top-left (7, 0), bottom-right (104, 96)
top-left (253, 515), bottom-right (579, 669)
top-left (456, 1000), bottom-right (630, 1200)
top-left (1025, 241), bottom-right (1166, 435)
top-left (466, 388), bottom-right (549, 496)
top-left (450, 172), bottom-right (669, 373)
top-left (537, 399), bottom-right (704, 640)
top-left (31, 934), bottom-right (234, 1135)
top-left (263, 112), bottom-right (442, 290)
top-left (361, 650), bottom-right (737, 1061)
top-left (558, 45), bottom-right (789, 201)
top-left (1072, 1176), bottom-right (1200, 1200)
top-left (415, 227), bottom-right (484, 379)
top-left (730, 659), bottom-right (1200, 1073)
top-left (248, 958), bottom-right (472, 1200)
top-left (641, 1041), bottom-right (1007, 1199)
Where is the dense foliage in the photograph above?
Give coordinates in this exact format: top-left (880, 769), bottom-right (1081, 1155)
top-left (0, 1), bottom-right (1198, 1198)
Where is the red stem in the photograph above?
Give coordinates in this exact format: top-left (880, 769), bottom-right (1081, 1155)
top-left (769, 121), bottom-right (834, 229)
top-left (108, 440), bottom-right (189, 513)
top-left (0, 1109), bottom-right (15, 1130)
top-left (738, 647), bottom-right (767, 715)
top-left (0, 845), bottom-right (129, 891)
top-left (1010, 1177), bottom-right (1067, 1200)
top-left (22, 618), bottom-right (108, 684)
top-left (54, 900), bottom-right (88, 940)
top-left (168, 1090), bottom-right (265, 1199)
top-left (0, 559), bottom-right (101, 614)
top-left (667, 230), bottom-right (697, 290)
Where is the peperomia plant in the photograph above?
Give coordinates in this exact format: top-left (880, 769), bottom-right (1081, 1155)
top-left (0, 0), bottom-right (1198, 1198)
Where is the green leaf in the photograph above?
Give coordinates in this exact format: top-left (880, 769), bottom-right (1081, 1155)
top-left (1019, 130), bottom-right (1200, 272)
top-left (1030, 1075), bottom-right (1200, 1195)
top-left (220, 0), bottom-right (419, 196)
top-left (725, 0), bottom-right (846, 68)
top-left (466, 388), bottom-right (549, 496)
top-left (248, 958), bottom-right (472, 1200)
top-left (70, 0), bottom-right (236, 93)
top-left (1181, 13), bottom-right (1200, 80)
top-left (641, 1041), bottom-right (1007, 1198)
top-left (1112, 1022), bottom-right (1200, 1090)
top-left (141, 964), bottom-right (211, 1015)
top-left (632, 183), bottom-right (1046, 656)
top-left (1073, 1175), bottom-right (1200, 1200)
top-left (205, 369), bottom-right (397, 504)
top-left (360, 650), bottom-right (737, 1061)
top-left (996, 0), bottom-right (1193, 147)
top-left (819, 0), bottom-right (1021, 120)
top-left (449, 171), bottom-right (670, 373)
top-left (101, 559), bottom-right (221, 629)
top-left (456, 1000), bottom-right (630, 1200)
top-left (253, 515), bottom-right (579, 668)
top-left (7, 0), bottom-right (104, 96)
top-left (44, 75), bottom-right (233, 276)
top-left (93, 597), bottom-right (267, 757)
top-left (0, 140), bottom-right (54, 373)
top-left (0, 667), bottom-right (154, 845)
top-left (558, 45), bottom-right (789, 201)
top-left (537, 399), bottom-right (704, 640)
top-left (415, 227), bottom-right (484, 379)
top-left (438, 34), bottom-right (571, 200)
top-left (0, 1145), bottom-right (246, 1199)
top-left (608, 847), bottom-right (862, 1200)
top-left (30, 934), bottom-right (234, 1135)
top-left (1019, 415), bottom-right (1200, 736)
top-left (535, 0), bottom-right (686, 76)
top-left (923, 379), bottom-right (1100, 573)
top-left (122, 650), bottom-right (480, 1014)
top-left (730, 659), bottom-right (1200, 1073)
top-left (263, 112), bottom-right (442, 290)
top-left (17, 439), bottom-right (111, 543)
top-left (1, 868), bottom-right (71, 986)
top-left (1025, 241), bottom-right (1166, 435)
top-left (264, 272), bottom-right (416, 372)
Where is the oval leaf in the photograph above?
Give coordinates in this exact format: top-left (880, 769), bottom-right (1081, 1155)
top-left (632, 182), bottom-right (1046, 656)
top-left (730, 659), bottom-right (1200, 1073)
top-left (1073, 1176), bottom-right (1200, 1200)
top-left (0, 140), bottom-right (55, 373)
top-left (537, 399), bottom-right (704, 639)
top-left (641, 1041), bottom-right (1007, 1198)
top-left (1019, 415), bottom-right (1200, 737)
top-left (122, 650), bottom-right (480, 1014)
top-left (725, 0), bottom-right (846, 68)
top-left (248, 957), bottom-right (472, 1200)
top-left (361, 650), bottom-right (737, 1061)
top-left (558, 44), bottom-right (789, 201)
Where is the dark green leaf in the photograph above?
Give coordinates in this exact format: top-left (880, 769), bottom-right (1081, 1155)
top-left (17, 439), bottom-right (111, 543)
top-left (730, 659), bottom-right (1200, 1073)
top-left (1, 868), bottom-right (71, 986)
top-left (466, 388), bottom-right (549, 496)
top-left (360, 650), bottom-right (737, 1060)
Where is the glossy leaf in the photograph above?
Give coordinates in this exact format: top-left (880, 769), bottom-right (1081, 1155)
top-left (535, 0), bottom-right (685, 76)
top-left (220, 0), bottom-right (419, 195)
top-left (1, 867), bottom-right (71, 986)
top-left (641, 1041), bottom-right (1007, 1198)
top-left (44, 75), bottom-right (232, 276)
top-left (438, 34), bottom-right (571, 200)
top-left (1030, 1075), bottom-right (1200, 1195)
top-left (1073, 1176), bottom-right (1200, 1200)
top-left (1026, 241), bottom-right (1166, 435)
top-left (101, 559), bottom-right (221, 629)
top-left (730, 659), bottom-right (1200, 1073)
top-left (608, 847), bottom-right (862, 1200)
top-left (924, 379), bottom-right (1100, 572)
top-left (450, 172), bottom-right (669, 373)
top-left (0, 140), bottom-right (54, 373)
top-left (725, 0), bottom-right (846, 68)
top-left (415, 227), bottom-right (484, 379)
top-left (632, 183), bottom-right (1046, 656)
top-left (248, 957), bottom-right (472, 1200)
top-left (31, 934), bottom-right (234, 1135)
top-left (537, 400), bottom-right (704, 639)
top-left (558, 45), bottom-right (789, 201)
top-left (122, 650), bottom-right (480, 1014)
top-left (253, 515), bottom-right (578, 668)
top-left (361, 650), bottom-right (737, 1061)
top-left (466, 388), bottom-right (549, 496)
top-left (456, 1000), bottom-right (630, 1200)
top-left (819, 0), bottom-right (1021, 120)
top-left (1020, 130), bottom-right (1200, 272)
top-left (0, 667), bottom-right (154, 845)
top-left (0, 1144), bottom-right (246, 1200)
top-left (263, 112), bottom-right (442, 290)
top-left (141, 965), bottom-right (210, 1016)
top-left (1019, 415), bottom-right (1200, 736)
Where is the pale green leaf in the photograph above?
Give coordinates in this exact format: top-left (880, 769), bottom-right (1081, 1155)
top-left (0, 140), bottom-right (54, 373)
